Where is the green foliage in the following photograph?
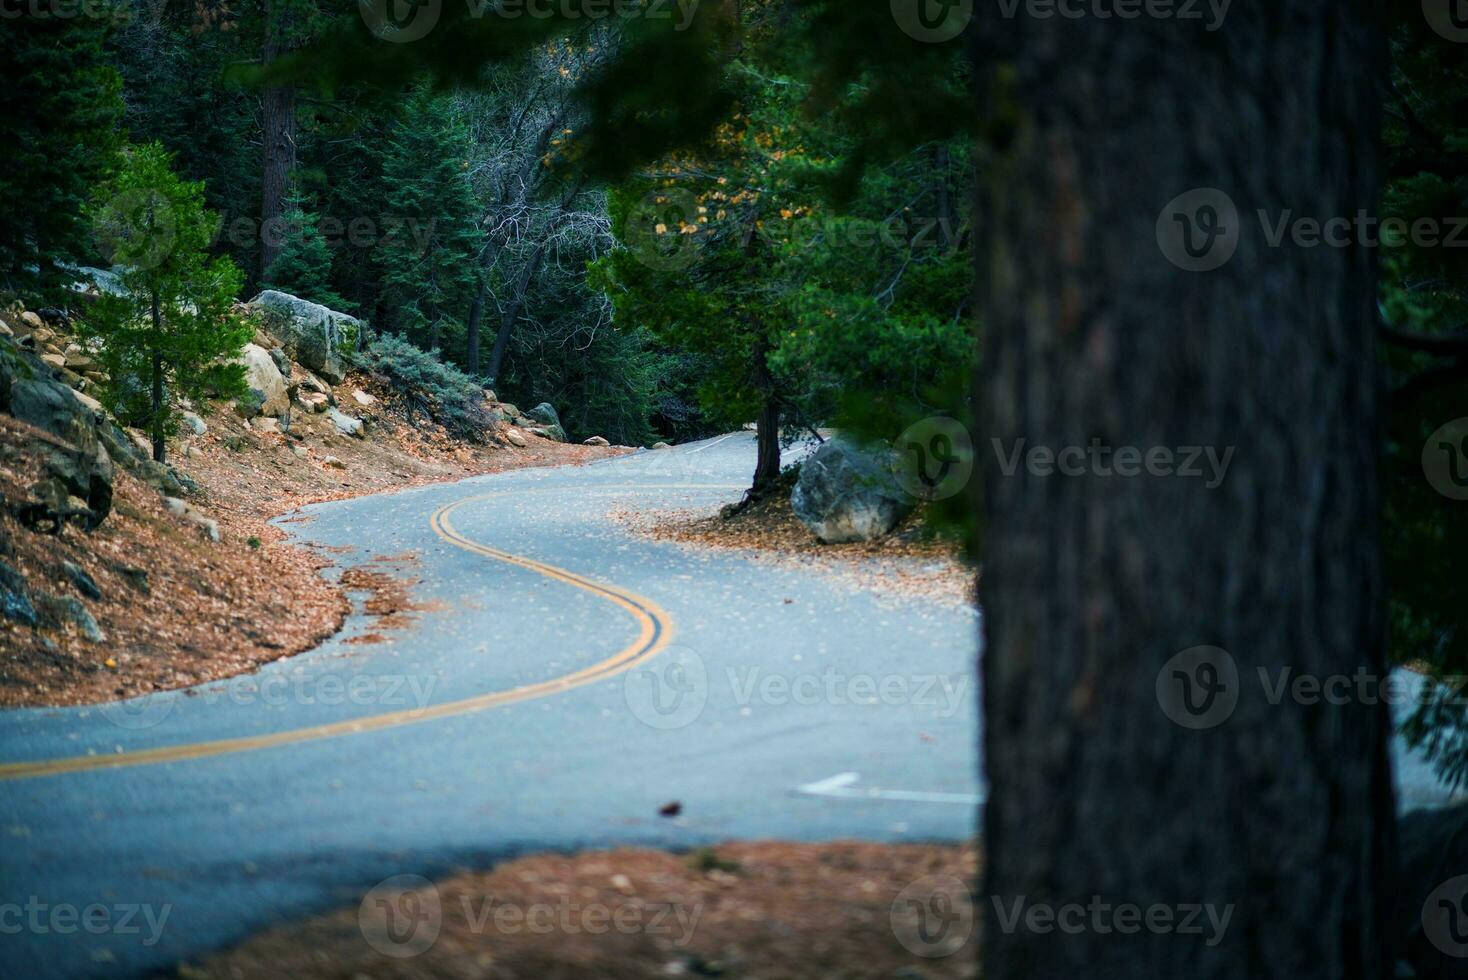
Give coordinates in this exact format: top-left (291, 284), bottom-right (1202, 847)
top-left (355, 334), bottom-right (492, 442)
top-left (376, 85), bottom-right (482, 352)
top-left (0, 6), bottom-right (123, 293)
top-left (263, 196), bottom-right (349, 310)
top-left (80, 144), bottom-right (252, 460)
top-left (1381, 20), bottom-right (1468, 785)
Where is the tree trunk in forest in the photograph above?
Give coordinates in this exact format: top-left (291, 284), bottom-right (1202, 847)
top-left (149, 292), bottom-right (165, 465)
top-left (486, 243), bottom-right (547, 383)
top-left (750, 336), bottom-right (780, 495)
top-left (259, 0), bottom-right (295, 278)
top-left (466, 276), bottom-right (486, 376)
top-left (975, 6), bottom-right (1392, 979)
top-left (752, 391), bottom-right (780, 493)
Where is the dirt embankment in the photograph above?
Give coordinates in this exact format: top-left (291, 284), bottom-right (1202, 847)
top-left (0, 306), bottom-right (626, 707)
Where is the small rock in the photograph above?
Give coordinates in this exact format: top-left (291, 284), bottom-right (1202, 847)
top-left (326, 408), bottom-right (364, 439)
top-left (483, 389), bottom-right (497, 403)
top-left (161, 496), bottom-right (221, 542)
top-left (253, 416), bottom-right (280, 435)
top-left (180, 411), bottom-right (208, 436)
top-left (34, 593), bottom-right (104, 642)
top-left (20, 311), bottom-right (44, 331)
top-left (504, 428), bottom-right (528, 448)
top-left (295, 391), bottom-right (330, 413)
top-left (351, 389), bottom-right (376, 407)
top-left (291, 446), bottom-right (309, 459)
top-left (658, 801), bottom-right (683, 818)
top-left (652, 442), bottom-right (672, 450)
top-left (62, 561), bottom-right (102, 600)
top-left (40, 353), bottom-right (65, 370)
top-left (583, 436), bottom-right (610, 447)
top-left (322, 455), bottom-right (346, 470)
top-left (111, 564), bottom-right (149, 594)
top-left (0, 561), bottom-right (37, 628)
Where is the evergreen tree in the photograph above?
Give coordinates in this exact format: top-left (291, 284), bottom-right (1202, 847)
top-left (262, 193), bottom-right (348, 309)
top-left (377, 86), bottom-right (481, 355)
top-left (83, 144), bottom-right (252, 463)
top-left (0, 8), bottom-right (123, 291)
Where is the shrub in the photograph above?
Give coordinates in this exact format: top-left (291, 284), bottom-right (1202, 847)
top-left (354, 334), bottom-right (492, 442)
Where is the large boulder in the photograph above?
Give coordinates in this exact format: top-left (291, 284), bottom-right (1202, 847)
top-left (3, 376), bottom-right (115, 523)
top-left (525, 402), bottom-right (561, 428)
top-left (237, 343), bottom-right (290, 418)
top-left (245, 290), bottom-right (361, 384)
top-left (791, 438), bottom-right (913, 544)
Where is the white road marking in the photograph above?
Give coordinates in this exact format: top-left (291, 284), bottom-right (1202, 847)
top-left (795, 771), bottom-right (985, 806)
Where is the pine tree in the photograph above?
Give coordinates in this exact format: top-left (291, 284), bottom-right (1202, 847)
top-left (262, 193), bottom-right (348, 309)
top-left (0, 8), bottom-right (123, 291)
top-left (83, 144), bottom-right (252, 464)
top-left (376, 86), bottom-right (481, 355)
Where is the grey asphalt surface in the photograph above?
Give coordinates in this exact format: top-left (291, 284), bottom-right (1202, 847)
top-left (0, 432), bottom-right (1458, 978)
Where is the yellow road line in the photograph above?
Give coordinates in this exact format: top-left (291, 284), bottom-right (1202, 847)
top-left (0, 486), bottom-right (723, 783)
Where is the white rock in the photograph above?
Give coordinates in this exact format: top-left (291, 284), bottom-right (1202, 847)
top-left (351, 389), bottom-right (376, 407)
top-left (326, 408), bottom-right (364, 439)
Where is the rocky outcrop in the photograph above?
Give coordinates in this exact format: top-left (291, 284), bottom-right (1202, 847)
top-left (244, 290), bottom-right (362, 384)
top-left (2, 375), bottom-right (115, 526)
top-left (236, 343), bottom-right (290, 418)
top-left (791, 438), bottom-right (913, 544)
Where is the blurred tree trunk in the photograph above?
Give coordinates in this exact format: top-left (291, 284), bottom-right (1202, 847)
top-left (260, 0), bottom-right (296, 278)
top-left (751, 335), bottom-right (780, 494)
top-left (975, 6), bottom-right (1393, 978)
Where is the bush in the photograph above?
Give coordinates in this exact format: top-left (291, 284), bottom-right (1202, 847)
top-left (354, 334), bottom-right (493, 442)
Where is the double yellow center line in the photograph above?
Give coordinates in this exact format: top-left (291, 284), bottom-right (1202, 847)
top-left (0, 490), bottom-right (681, 782)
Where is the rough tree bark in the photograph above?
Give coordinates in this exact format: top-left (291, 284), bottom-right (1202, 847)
top-left (975, 6), bottom-right (1393, 978)
top-left (259, 0), bottom-right (296, 278)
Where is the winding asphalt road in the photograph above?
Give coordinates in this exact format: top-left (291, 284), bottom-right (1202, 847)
top-left (0, 433), bottom-right (1458, 978)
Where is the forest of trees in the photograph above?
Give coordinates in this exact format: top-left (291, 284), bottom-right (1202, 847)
top-left (4, 1), bottom-right (1468, 974)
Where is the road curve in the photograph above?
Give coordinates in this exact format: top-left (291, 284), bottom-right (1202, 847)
top-left (0, 433), bottom-right (1457, 978)
top-left (0, 434), bottom-right (982, 978)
